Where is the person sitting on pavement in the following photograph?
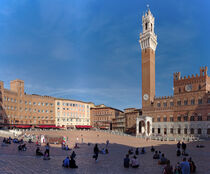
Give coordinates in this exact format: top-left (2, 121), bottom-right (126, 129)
top-left (70, 151), bottom-right (76, 159)
top-left (18, 144), bottom-right (26, 151)
top-left (74, 143), bottom-right (79, 149)
top-left (69, 157), bottom-right (78, 168)
top-left (124, 154), bottom-right (130, 168)
top-left (131, 155), bottom-right (139, 168)
top-left (188, 157), bottom-right (196, 173)
top-left (141, 147), bottom-right (146, 154)
top-left (18, 144), bottom-right (22, 151)
top-left (153, 151), bottom-right (160, 159)
top-left (63, 156), bottom-right (70, 168)
top-left (65, 145), bottom-right (70, 151)
top-left (13, 138), bottom-right (19, 143)
top-left (180, 157), bottom-right (190, 174)
top-left (100, 148), bottom-right (106, 154)
top-left (196, 144), bottom-right (204, 148)
top-left (176, 148), bottom-right (181, 156)
top-left (158, 153), bottom-right (168, 165)
top-left (163, 160), bottom-right (173, 174)
top-left (151, 146), bottom-right (155, 152)
top-left (22, 144), bottom-right (27, 151)
top-left (36, 147), bottom-right (43, 156)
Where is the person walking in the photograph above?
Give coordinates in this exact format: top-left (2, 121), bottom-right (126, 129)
top-left (93, 144), bottom-right (99, 162)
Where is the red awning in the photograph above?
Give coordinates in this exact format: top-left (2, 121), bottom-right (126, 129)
top-left (35, 125), bottom-right (65, 129)
top-left (35, 125), bottom-right (57, 128)
top-left (75, 125), bottom-right (92, 129)
top-left (15, 125), bottom-right (32, 128)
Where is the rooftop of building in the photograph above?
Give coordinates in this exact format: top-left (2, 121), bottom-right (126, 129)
top-left (90, 106), bottom-right (124, 113)
top-left (55, 97), bottom-right (93, 104)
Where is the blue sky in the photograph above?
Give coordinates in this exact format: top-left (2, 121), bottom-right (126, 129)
top-left (0, 0), bottom-right (209, 110)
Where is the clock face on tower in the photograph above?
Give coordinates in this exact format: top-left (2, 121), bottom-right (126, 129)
top-left (185, 84), bottom-right (192, 92)
top-left (143, 94), bottom-right (149, 101)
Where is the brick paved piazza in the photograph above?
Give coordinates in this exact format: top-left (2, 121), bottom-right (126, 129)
top-left (0, 130), bottom-right (210, 174)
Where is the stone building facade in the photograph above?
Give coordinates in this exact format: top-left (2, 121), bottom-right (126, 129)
top-left (124, 108), bottom-right (142, 133)
top-left (0, 80), bottom-right (55, 127)
top-left (137, 8), bottom-right (210, 138)
top-left (90, 106), bottom-right (124, 130)
top-left (112, 114), bottom-right (125, 132)
top-left (55, 99), bottom-right (91, 127)
top-left (0, 79), bottom-right (93, 128)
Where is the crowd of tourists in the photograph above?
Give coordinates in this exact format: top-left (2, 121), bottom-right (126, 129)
top-left (1, 135), bottom-right (199, 173)
top-left (122, 142), bottom-right (197, 174)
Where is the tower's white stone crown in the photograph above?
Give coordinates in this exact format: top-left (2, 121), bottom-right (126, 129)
top-left (139, 8), bottom-right (157, 51)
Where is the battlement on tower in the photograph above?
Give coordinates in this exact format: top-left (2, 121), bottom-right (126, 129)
top-left (173, 67), bottom-right (208, 83)
top-left (154, 96), bottom-right (173, 100)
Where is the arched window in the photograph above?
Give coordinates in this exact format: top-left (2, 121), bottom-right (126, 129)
top-left (170, 128), bottom-right (174, 134)
top-left (164, 128), bottom-right (167, 135)
top-left (151, 23), bottom-right (152, 32)
top-left (190, 116), bottom-right (195, 121)
top-left (184, 128), bottom-right (187, 134)
top-left (184, 116), bottom-right (188, 121)
top-left (145, 23), bottom-right (148, 30)
top-left (178, 128), bottom-right (181, 134)
top-left (198, 115), bottom-right (202, 121)
top-left (198, 84), bottom-right (201, 90)
top-left (197, 128), bottom-right (202, 134)
top-left (190, 128), bottom-right (194, 134)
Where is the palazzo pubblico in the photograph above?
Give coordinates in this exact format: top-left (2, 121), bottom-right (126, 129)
top-left (136, 8), bottom-right (210, 140)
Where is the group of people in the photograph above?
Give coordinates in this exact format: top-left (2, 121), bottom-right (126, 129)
top-left (163, 157), bottom-right (196, 174)
top-left (123, 147), bottom-right (146, 168)
top-left (13, 138), bottom-right (23, 144)
top-left (35, 143), bottom-right (50, 159)
top-left (61, 142), bottom-right (70, 151)
top-left (62, 151), bottom-right (78, 168)
top-left (92, 140), bottom-right (110, 162)
top-left (150, 143), bottom-right (196, 174)
top-left (2, 137), bottom-right (11, 144)
top-left (18, 143), bottom-right (27, 151)
top-left (176, 141), bottom-right (188, 157)
top-left (124, 154), bottom-right (140, 168)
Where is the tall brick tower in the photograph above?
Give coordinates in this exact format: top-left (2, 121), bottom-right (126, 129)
top-left (139, 7), bottom-right (157, 108)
